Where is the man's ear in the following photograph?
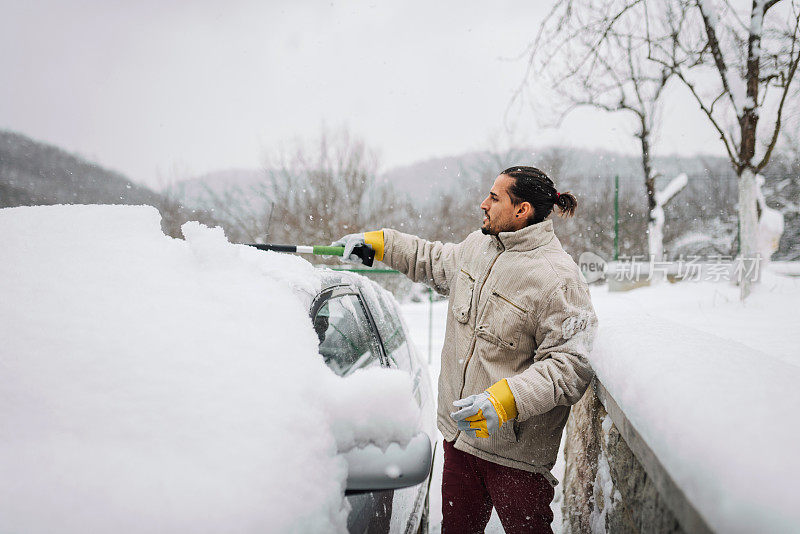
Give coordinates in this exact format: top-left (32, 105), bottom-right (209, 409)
top-left (516, 202), bottom-right (533, 219)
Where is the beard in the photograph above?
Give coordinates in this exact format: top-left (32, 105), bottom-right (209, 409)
top-left (481, 212), bottom-right (523, 235)
top-left (480, 214), bottom-right (497, 235)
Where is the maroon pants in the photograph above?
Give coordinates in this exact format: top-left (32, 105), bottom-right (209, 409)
top-left (441, 440), bottom-right (554, 534)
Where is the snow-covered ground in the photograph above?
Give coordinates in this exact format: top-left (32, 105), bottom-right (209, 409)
top-left (401, 262), bottom-right (800, 534)
top-left (0, 205), bottom-right (422, 533)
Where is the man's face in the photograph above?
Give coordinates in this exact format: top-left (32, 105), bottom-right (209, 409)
top-left (480, 174), bottom-right (525, 235)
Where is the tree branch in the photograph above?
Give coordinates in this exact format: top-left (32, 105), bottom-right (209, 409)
top-left (696, 0), bottom-right (741, 115)
top-left (673, 67), bottom-right (739, 165)
top-left (560, 0), bottom-right (646, 81)
top-left (756, 9), bottom-right (800, 171)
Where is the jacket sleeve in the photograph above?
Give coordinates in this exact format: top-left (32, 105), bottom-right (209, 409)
top-left (505, 280), bottom-right (597, 421)
top-left (381, 229), bottom-right (461, 296)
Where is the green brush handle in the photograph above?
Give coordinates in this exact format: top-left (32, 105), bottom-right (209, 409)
top-left (246, 244), bottom-right (375, 266)
top-left (312, 246), bottom-right (345, 256)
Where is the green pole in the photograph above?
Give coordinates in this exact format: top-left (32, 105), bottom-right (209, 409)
top-left (613, 174), bottom-right (620, 261)
top-left (326, 267), bottom-right (400, 274)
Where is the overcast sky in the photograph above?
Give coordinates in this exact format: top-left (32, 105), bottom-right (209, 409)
top-left (1, 0), bottom-right (727, 189)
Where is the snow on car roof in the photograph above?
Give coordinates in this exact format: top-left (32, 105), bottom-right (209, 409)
top-left (0, 204), bottom-right (421, 533)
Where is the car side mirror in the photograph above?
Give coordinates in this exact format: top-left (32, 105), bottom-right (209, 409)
top-left (343, 432), bottom-right (433, 494)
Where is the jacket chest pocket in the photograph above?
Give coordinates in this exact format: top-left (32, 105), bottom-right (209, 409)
top-left (476, 290), bottom-right (527, 350)
top-left (451, 269), bottom-right (475, 324)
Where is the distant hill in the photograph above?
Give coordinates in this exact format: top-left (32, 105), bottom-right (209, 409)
top-left (0, 130), bottom-right (217, 238)
top-left (0, 131), bottom-right (162, 207)
top-left (380, 148), bottom-right (735, 201)
top-left (169, 146), bottom-right (736, 210)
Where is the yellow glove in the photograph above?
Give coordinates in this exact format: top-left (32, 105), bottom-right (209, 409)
top-left (363, 230), bottom-right (385, 261)
top-left (331, 230), bottom-right (385, 263)
top-left (450, 379), bottom-right (518, 438)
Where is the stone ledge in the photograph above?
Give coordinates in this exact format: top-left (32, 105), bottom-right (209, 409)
top-left (562, 379), bottom-right (714, 533)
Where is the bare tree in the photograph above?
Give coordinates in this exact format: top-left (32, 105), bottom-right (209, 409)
top-left (641, 0), bottom-right (800, 297)
top-left (519, 0), bottom-right (687, 267)
top-left (261, 128), bottom-right (390, 251)
top-left (190, 127), bottom-right (396, 264)
top-left (522, 0), bottom-right (800, 296)
top-left (197, 181), bottom-right (273, 244)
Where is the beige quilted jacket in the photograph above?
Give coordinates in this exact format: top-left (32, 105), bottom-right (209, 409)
top-left (382, 219), bottom-right (597, 481)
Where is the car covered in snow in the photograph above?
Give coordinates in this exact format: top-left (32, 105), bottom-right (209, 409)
top-left (0, 205), bottom-right (434, 534)
top-left (311, 270), bottom-right (436, 533)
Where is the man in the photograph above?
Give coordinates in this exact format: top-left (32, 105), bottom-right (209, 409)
top-left (333, 166), bottom-right (597, 533)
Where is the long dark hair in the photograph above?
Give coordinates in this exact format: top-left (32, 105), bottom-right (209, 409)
top-left (501, 166), bottom-right (577, 225)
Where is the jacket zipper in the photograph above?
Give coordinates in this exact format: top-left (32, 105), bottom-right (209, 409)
top-left (492, 290), bottom-right (527, 314)
top-left (457, 249), bottom-right (502, 404)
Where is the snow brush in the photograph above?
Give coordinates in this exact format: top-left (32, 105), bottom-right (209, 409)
top-left (245, 243), bottom-right (376, 267)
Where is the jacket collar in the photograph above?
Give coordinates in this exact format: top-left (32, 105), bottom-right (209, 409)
top-left (493, 219), bottom-right (555, 252)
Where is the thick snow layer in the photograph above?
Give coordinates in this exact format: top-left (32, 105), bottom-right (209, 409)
top-left (591, 267), bottom-right (800, 533)
top-left (756, 174), bottom-right (784, 261)
top-left (654, 173), bottom-right (688, 207)
top-left (649, 173), bottom-right (689, 264)
top-left (0, 205), bottom-right (421, 533)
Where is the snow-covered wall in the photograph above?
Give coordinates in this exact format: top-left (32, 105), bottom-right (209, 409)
top-left (566, 271), bottom-right (800, 533)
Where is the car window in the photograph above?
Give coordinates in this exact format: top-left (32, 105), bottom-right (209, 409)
top-left (314, 294), bottom-right (382, 377)
top-left (371, 289), bottom-right (413, 373)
